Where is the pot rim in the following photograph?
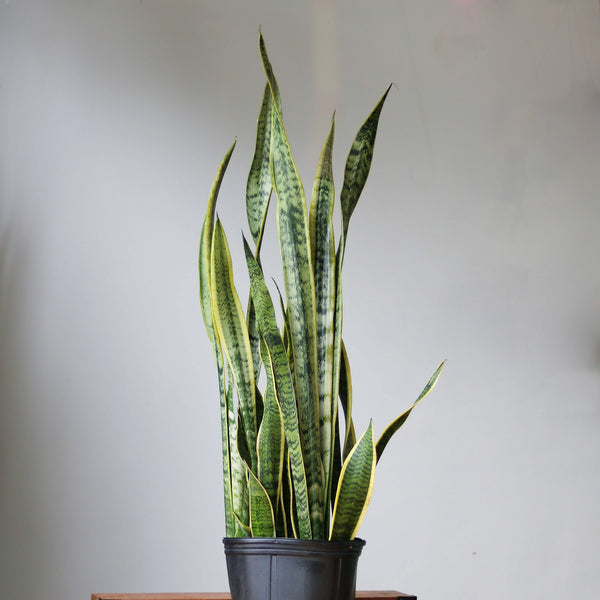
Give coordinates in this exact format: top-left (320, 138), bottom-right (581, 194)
top-left (223, 536), bottom-right (365, 556)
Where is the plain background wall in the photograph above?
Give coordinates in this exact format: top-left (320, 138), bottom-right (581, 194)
top-left (1, 1), bottom-right (599, 598)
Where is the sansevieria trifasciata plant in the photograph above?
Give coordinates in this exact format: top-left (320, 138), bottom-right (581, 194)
top-left (199, 32), bottom-right (444, 542)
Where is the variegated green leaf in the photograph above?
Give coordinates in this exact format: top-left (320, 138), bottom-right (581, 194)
top-left (246, 78), bottom-right (282, 249)
top-left (274, 449), bottom-right (287, 537)
top-left (309, 115), bottom-right (337, 526)
top-left (260, 32), bottom-right (324, 538)
top-left (200, 33), bottom-right (446, 545)
top-left (211, 220), bottom-right (258, 471)
top-left (199, 141), bottom-right (236, 537)
top-left (329, 236), bottom-right (344, 515)
top-left (230, 399), bottom-right (250, 536)
top-left (274, 281), bottom-right (292, 361)
top-left (248, 468), bottom-right (276, 537)
top-left (245, 71), bottom-right (283, 381)
top-left (284, 451), bottom-right (298, 538)
top-left (339, 341), bottom-right (357, 460)
top-left (236, 408), bottom-right (252, 468)
top-left (246, 297), bottom-right (262, 382)
top-left (199, 140), bottom-right (236, 352)
top-left (246, 84), bottom-right (274, 247)
top-left (330, 420), bottom-right (376, 541)
top-left (244, 237), bottom-right (312, 539)
top-left (376, 360), bottom-right (445, 463)
top-left (218, 360), bottom-right (235, 536)
top-left (257, 339), bottom-right (285, 513)
top-left (329, 353), bottom-right (358, 510)
top-left (340, 84), bottom-right (392, 247)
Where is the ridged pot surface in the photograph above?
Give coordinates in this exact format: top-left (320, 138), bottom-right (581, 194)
top-left (223, 537), bottom-right (366, 600)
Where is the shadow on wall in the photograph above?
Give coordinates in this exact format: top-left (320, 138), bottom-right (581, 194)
top-left (0, 211), bottom-right (53, 598)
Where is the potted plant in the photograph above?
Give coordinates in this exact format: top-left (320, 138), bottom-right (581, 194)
top-left (199, 31), bottom-right (444, 600)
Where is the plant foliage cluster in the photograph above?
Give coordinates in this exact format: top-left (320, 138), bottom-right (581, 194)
top-left (199, 33), bottom-right (444, 541)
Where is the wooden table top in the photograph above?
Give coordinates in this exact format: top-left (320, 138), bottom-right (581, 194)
top-left (92, 592), bottom-right (416, 600)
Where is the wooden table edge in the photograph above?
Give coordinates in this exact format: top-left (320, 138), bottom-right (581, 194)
top-left (92, 592), bottom-right (416, 600)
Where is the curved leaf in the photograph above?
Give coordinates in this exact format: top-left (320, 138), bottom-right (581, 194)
top-left (199, 139), bottom-right (236, 357)
top-left (330, 420), bottom-right (376, 541)
top-left (211, 221), bottom-right (258, 471)
top-left (248, 468), bottom-right (276, 537)
top-left (376, 360), bottom-right (446, 463)
top-left (198, 141), bottom-right (236, 536)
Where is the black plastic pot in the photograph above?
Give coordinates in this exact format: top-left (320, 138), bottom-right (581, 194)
top-left (223, 536), bottom-right (366, 600)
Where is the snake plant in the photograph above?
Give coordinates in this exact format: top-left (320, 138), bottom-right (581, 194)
top-left (199, 32), bottom-right (444, 541)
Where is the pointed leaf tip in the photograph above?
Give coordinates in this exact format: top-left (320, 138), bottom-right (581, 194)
top-left (340, 84), bottom-right (392, 248)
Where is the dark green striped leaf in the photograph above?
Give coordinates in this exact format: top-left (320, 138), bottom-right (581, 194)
top-left (309, 115), bottom-right (337, 526)
top-left (340, 85), bottom-right (392, 246)
top-left (260, 32), bottom-right (324, 538)
top-left (257, 339), bottom-right (285, 513)
top-left (329, 236), bottom-right (344, 513)
top-left (230, 392), bottom-right (250, 536)
top-left (244, 237), bottom-right (312, 539)
top-left (199, 141), bottom-right (236, 537)
top-left (329, 420), bottom-right (376, 541)
top-left (236, 407), bottom-right (252, 469)
top-left (211, 221), bottom-right (258, 471)
top-left (284, 451), bottom-right (299, 538)
top-left (246, 296), bottom-right (262, 383)
top-left (246, 85), bottom-right (274, 248)
top-left (199, 140), bottom-right (236, 361)
top-left (248, 468), bottom-right (276, 537)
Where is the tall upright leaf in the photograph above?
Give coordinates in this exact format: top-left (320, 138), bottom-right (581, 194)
top-left (245, 79), bottom-right (283, 382)
top-left (199, 141), bottom-right (236, 536)
top-left (260, 32), bottom-right (324, 538)
top-left (329, 236), bottom-right (345, 511)
top-left (328, 86), bottom-right (391, 518)
top-left (211, 221), bottom-right (258, 472)
top-left (244, 238), bottom-right (312, 539)
top-left (309, 115), bottom-right (337, 525)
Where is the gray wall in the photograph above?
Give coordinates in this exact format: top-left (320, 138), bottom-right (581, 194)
top-left (1, 1), bottom-right (599, 598)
